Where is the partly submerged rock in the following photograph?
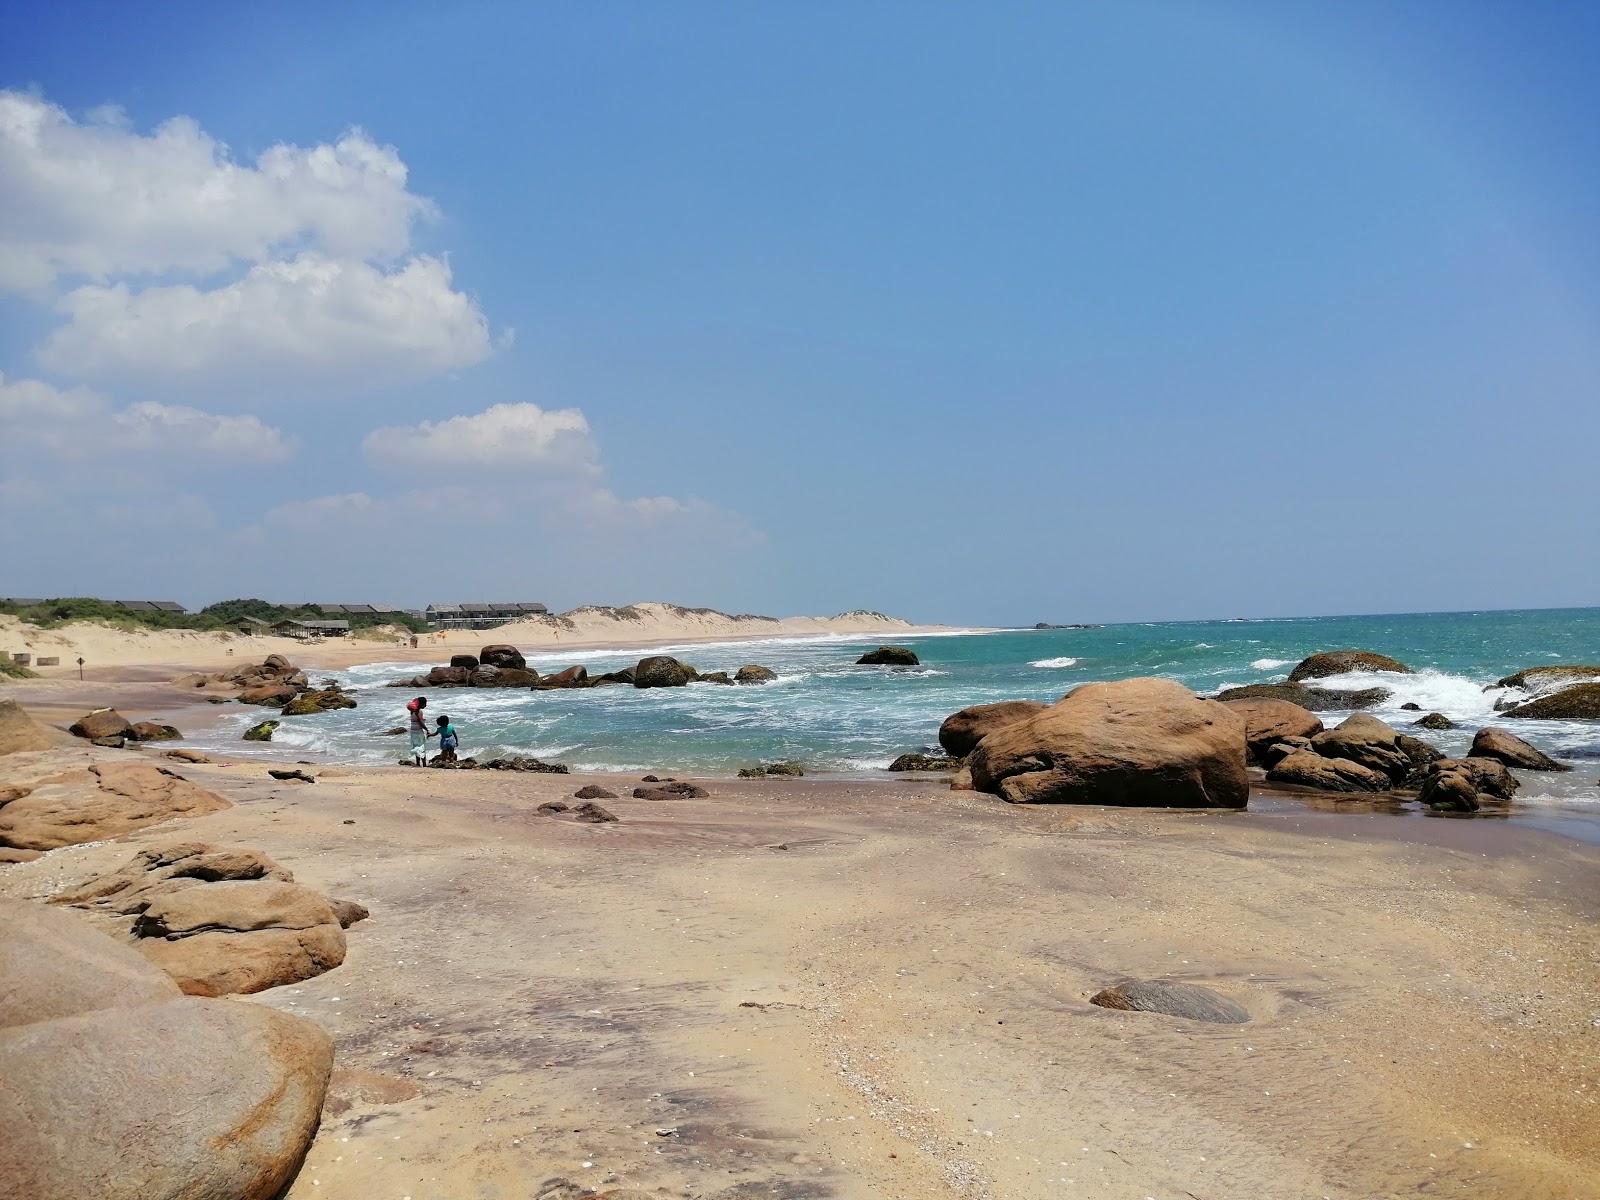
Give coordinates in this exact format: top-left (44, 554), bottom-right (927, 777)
top-left (242, 719), bottom-right (279, 741)
top-left (481, 756), bottom-right (569, 773)
top-left (1089, 979), bottom-right (1249, 1023)
top-left (1288, 650), bottom-right (1412, 682)
top-left (968, 677), bottom-right (1248, 808)
top-left (633, 656), bottom-right (696, 688)
top-left (737, 761), bottom-right (805, 778)
top-left (1309, 713), bottom-right (1412, 782)
top-left (1413, 712), bottom-right (1455, 731)
top-left (1214, 682), bottom-right (1391, 711)
top-left (1468, 727), bottom-right (1570, 772)
top-left (888, 753), bottom-right (963, 771)
top-left (734, 664), bottom-right (778, 684)
top-left (938, 700), bottom-right (1050, 758)
top-left (281, 688), bottom-right (357, 716)
top-left (1501, 684), bottom-right (1600, 720)
top-left (1495, 665), bottom-right (1600, 692)
top-left (857, 646), bottom-right (920, 666)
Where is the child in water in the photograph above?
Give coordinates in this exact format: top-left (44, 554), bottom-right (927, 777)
top-left (435, 714), bottom-right (460, 764)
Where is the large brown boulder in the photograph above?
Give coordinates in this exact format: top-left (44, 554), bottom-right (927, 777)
top-left (735, 664), bottom-right (778, 684)
top-left (1220, 698), bottom-right (1323, 763)
top-left (0, 995), bottom-right (332, 1200)
top-left (0, 699), bottom-right (52, 755)
top-left (633, 656), bottom-right (695, 688)
top-left (0, 763), bottom-right (231, 852)
top-left (1309, 713), bottom-right (1410, 782)
top-left (0, 899), bottom-right (180, 1029)
top-left (68, 709), bottom-right (133, 740)
top-left (1469, 727), bottom-right (1570, 772)
top-left (426, 664), bottom-right (472, 687)
top-left (479, 644), bottom-right (526, 670)
top-left (449, 653), bottom-right (480, 671)
top-left (1214, 682), bottom-right (1391, 711)
top-left (857, 646), bottom-right (920, 666)
top-left (1288, 651), bottom-right (1412, 682)
top-left (540, 665), bottom-right (590, 688)
top-left (125, 721), bottom-right (182, 741)
top-left (1265, 751), bottom-right (1390, 793)
top-left (1501, 684), bottom-right (1600, 720)
top-left (1415, 757), bottom-right (1521, 811)
top-left (133, 880), bottom-right (346, 997)
top-left (967, 678), bottom-right (1248, 808)
top-left (938, 700), bottom-right (1050, 758)
top-left (238, 682), bottom-right (300, 707)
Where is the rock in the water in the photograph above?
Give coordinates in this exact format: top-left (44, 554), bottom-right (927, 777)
top-left (0, 995), bottom-right (331, 1200)
top-left (1089, 979), bottom-right (1249, 1023)
top-left (1417, 757), bottom-right (1519, 808)
top-left (68, 709), bottom-right (132, 741)
top-left (1265, 751), bottom-right (1391, 793)
top-left (479, 644), bottom-right (526, 670)
top-left (696, 670), bottom-right (734, 685)
top-left (633, 783), bottom-right (710, 800)
top-left (281, 688), bottom-right (357, 716)
top-left (133, 880), bottom-right (347, 996)
top-left (887, 753), bottom-right (962, 771)
top-left (0, 898), bottom-right (180, 1028)
top-left (1469, 727), bottom-right (1570, 772)
top-left (737, 761), bottom-right (805, 778)
top-left (968, 677), bottom-right (1248, 808)
top-left (449, 654), bottom-right (480, 671)
top-left (123, 721), bottom-right (182, 741)
top-left (0, 699), bottom-right (53, 755)
top-left (1413, 712), bottom-right (1455, 730)
top-left (539, 665), bottom-right (590, 688)
top-left (1418, 766), bottom-right (1481, 812)
top-left (1501, 684), bottom-right (1600, 720)
top-left (572, 801), bottom-right (619, 823)
top-left (238, 682), bottom-right (301, 707)
top-left (0, 765), bottom-right (232, 852)
top-left (1309, 713), bottom-right (1410, 782)
top-left (1221, 698), bottom-right (1324, 763)
top-left (242, 719), bottom-right (279, 741)
top-left (1495, 665), bottom-right (1600, 692)
top-left (857, 646), bottom-right (920, 666)
top-left (481, 756), bottom-right (569, 773)
top-left (1213, 682), bottom-right (1391, 711)
top-left (1288, 650), bottom-right (1413, 681)
top-left (734, 664), bottom-right (778, 684)
top-left (1400, 702), bottom-right (1422, 711)
top-left (938, 700), bottom-right (1050, 758)
top-left (426, 664), bottom-right (472, 687)
top-left (574, 784), bottom-right (618, 800)
top-left (633, 656), bottom-right (696, 688)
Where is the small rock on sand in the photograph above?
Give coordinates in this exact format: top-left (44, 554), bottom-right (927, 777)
top-left (1090, 979), bottom-right (1250, 1023)
top-left (572, 801), bottom-right (619, 823)
top-left (634, 783), bottom-right (709, 800)
top-left (574, 785), bottom-right (618, 800)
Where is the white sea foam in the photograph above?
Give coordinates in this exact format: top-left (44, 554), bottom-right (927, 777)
top-left (1030, 656), bottom-right (1080, 669)
top-left (1249, 658), bottom-right (1293, 671)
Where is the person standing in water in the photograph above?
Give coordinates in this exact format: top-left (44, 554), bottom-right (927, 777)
top-left (435, 713), bottom-right (460, 764)
top-left (406, 696), bottom-right (429, 766)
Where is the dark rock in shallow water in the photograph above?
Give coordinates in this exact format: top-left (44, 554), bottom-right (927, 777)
top-left (1214, 682), bottom-right (1391, 712)
top-left (426, 665), bottom-right (471, 687)
top-left (242, 720), bottom-right (279, 742)
top-left (887, 753), bottom-right (963, 771)
top-left (573, 785), bottom-right (618, 800)
top-left (938, 700), bottom-right (1050, 758)
top-left (1288, 650), bottom-right (1412, 682)
top-left (857, 646), bottom-right (920, 666)
top-left (734, 664), bottom-right (777, 684)
top-left (1413, 712), bottom-right (1455, 731)
top-left (1495, 665), bottom-right (1600, 692)
top-left (1400, 702), bottom-right (1422, 711)
top-left (126, 722), bottom-right (183, 741)
top-left (633, 656), bottom-right (695, 688)
top-left (538, 665), bottom-right (590, 689)
top-left (1501, 684), bottom-right (1600, 720)
top-left (478, 644), bottom-right (526, 670)
top-left (1469, 727), bottom-right (1570, 771)
top-left (1266, 751), bottom-right (1390, 793)
top-left (449, 654), bottom-right (479, 672)
top-left (481, 756), bottom-right (569, 773)
top-left (1089, 979), bottom-right (1249, 1023)
top-left (737, 761), bottom-right (805, 778)
top-left (696, 671), bottom-right (734, 685)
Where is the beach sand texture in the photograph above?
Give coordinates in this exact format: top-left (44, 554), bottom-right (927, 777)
top-left (2, 735), bottom-right (1596, 1199)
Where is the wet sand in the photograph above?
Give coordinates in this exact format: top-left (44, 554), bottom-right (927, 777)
top-left (3, 742), bottom-right (1596, 1199)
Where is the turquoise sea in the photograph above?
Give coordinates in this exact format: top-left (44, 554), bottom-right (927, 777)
top-left (195, 606), bottom-right (1600, 823)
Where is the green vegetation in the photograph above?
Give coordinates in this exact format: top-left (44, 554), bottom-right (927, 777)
top-left (0, 660), bottom-right (39, 679)
top-left (0, 597), bottom-right (427, 634)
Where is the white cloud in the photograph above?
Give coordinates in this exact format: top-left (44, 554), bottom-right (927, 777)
top-left (363, 402), bottom-right (598, 473)
top-left (0, 373), bottom-right (292, 461)
top-left (37, 254), bottom-right (491, 388)
top-left (0, 90), bottom-right (430, 292)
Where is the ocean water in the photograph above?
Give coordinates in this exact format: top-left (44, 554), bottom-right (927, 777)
top-left (194, 607), bottom-right (1600, 818)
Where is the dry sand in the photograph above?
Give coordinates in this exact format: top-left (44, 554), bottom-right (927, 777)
top-left (2, 732), bottom-right (1596, 1199)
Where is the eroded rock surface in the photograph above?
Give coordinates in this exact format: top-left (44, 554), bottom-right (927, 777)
top-left (0, 764), bottom-right (231, 851)
top-left (938, 700), bottom-right (1050, 758)
top-left (1288, 650), bottom-right (1412, 681)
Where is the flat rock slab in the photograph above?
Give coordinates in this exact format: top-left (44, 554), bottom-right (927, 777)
top-left (1090, 979), bottom-right (1250, 1024)
top-left (0, 898), bottom-right (180, 1029)
top-left (0, 763), bottom-right (232, 851)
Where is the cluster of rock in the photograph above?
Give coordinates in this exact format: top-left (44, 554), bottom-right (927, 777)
top-left (387, 646), bottom-right (782, 691)
top-left (176, 653), bottom-right (357, 724)
top-left (400, 754), bottom-right (570, 772)
top-left (737, 761), bottom-right (805, 778)
top-left (0, 898), bottom-right (333, 1200)
top-left (66, 708), bottom-right (182, 748)
top-left (1493, 665), bottom-right (1600, 719)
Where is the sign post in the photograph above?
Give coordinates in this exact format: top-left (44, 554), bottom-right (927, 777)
top-left (77, 656), bottom-right (85, 681)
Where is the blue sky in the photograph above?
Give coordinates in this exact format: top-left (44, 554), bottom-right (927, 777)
top-left (1, 2), bottom-right (1595, 623)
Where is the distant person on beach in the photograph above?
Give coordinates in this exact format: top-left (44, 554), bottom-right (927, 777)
top-left (406, 696), bottom-right (429, 765)
top-left (435, 713), bottom-right (459, 764)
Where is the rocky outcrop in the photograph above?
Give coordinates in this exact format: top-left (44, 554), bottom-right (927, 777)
top-left (888, 753), bottom-right (963, 771)
top-left (0, 764), bottom-right (232, 852)
top-left (0, 699), bottom-right (52, 755)
top-left (242, 719), bottom-right (279, 741)
top-left (1495, 665), bottom-right (1600, 692)
top-left (1214, 682), bottom-right (1391, 711)
top-left (737, 762), bottom-right (805, 778)
top-left (735, 664), bottom-right (778, 684)
top-left (633, 782), bottom-right (710, 800)
top-left (633, 656), bottom-right (696, 688)
top-left (1501, 684), bottom-right (1600, 720)
top-left (1220, 698), bottom-right (1323, 763)
top-left (450, 654), bottom-right (480, 671)
top-left (132, 880), bottom-right (347, 997)
top-left (281, 687), bottom-right (357, 716)
top-left (68, 709), bottom-right (133, 740)
top-left (857, 646), bottom-right (920, 666)
top-left (1415, 757), bottom-right (1520, 812)
top-left (1089, 979), bottom-right (1249, 1024)
top-left (968, 678), bottom-right (1248, 808)
top-left (427, 664), bottom-right (472, 687)
top-left (1309, 713), bottom-right (1412, 783)
top-left (479, 644), bottom-right (527, 670)
top-left (1288, 650), bottom-right (1413, 681)
top-left (1469, 727), bottom-right (1570, 771)
top-left (1266, 751), bottom-right (1391, 793)
top-left (937, 700), bottom-right (1050, 758)
top-left (124, 721), bottom-right (180, 741)
top-left (480, 756), bottom-right (569, 773)
top-left (1413, 712), bottom-right (1455, 730)
top-left (238, 681), bottom-right (301, 706)
top-left (0, 898), bottom-right (181, 1028)
top-left (696, 671), bottom-right (734, 685)
top-left (52, 842), bottom-right (294, 916)
top-left (539, 665), bottom-right (590, 688)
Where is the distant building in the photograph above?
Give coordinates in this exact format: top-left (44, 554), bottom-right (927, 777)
top-left (232, 616), bottom-right (272, 635)
top-left (424, 602), bottom-right (548, 630)
top-left (115, 600), bottom-right (186, 613)
top-left (270, 619), bottom-right (350, 639)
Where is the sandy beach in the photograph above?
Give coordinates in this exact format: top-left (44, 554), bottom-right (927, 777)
top-left (1, 732), bottom-right (1596, 1199)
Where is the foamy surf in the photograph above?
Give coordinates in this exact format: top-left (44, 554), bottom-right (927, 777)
top-left (1030, 656), bottom-right (1080, 668)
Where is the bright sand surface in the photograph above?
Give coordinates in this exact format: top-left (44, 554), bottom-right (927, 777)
top-left (1, 726), bottom-right (1596, 1199)
top-left (0, 604), bottom-right (954, 677)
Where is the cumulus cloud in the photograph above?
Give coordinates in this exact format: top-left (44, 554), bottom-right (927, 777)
top-left (38, 254), bottom-right (491, 388)
top-left (0, 90), bottom-right (430, 292)
top-left (0, 373), bottom-right (293, 461)
top-left (362, 402), bottom-right (598, 473)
